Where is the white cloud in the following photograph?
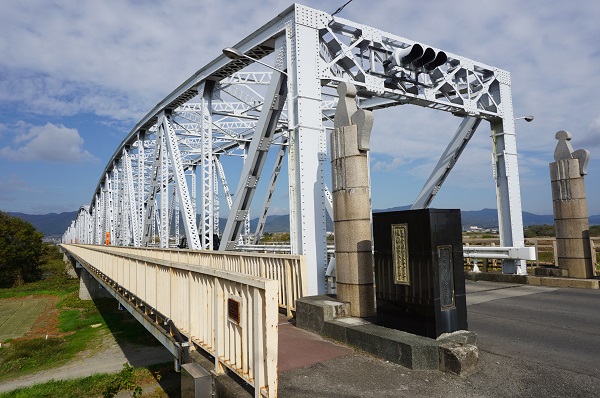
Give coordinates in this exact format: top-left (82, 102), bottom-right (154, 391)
top-left (0, 123), bottom-right (97, 163)
top-left (0, 0), bottom-right (599, 213)
top-left (0, 0), bottom-right (287, 123)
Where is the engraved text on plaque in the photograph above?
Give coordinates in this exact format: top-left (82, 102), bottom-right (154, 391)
top-left (438, 245), bottom-right (455, 309)
top-left (392, 223), bottom-right (410, 285)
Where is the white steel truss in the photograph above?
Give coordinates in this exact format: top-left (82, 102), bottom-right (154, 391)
top-left (63, 4), bottom-right (529, 294)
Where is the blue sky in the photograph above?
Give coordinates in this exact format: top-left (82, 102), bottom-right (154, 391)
top-left (1, 0), bottom-right (599, 217)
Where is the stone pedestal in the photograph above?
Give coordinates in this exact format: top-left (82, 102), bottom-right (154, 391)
top-left (550, 131), bottom-right (593, 279)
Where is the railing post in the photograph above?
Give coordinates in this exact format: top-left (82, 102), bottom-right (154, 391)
top-left (214, 277), bottom-right (225, 374)
top-left (285, 260), bottom-right (293, 317)
top-left (590, 238), bottom-right (597, 276)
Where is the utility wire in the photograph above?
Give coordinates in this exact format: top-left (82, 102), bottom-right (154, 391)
top-left (332, 0), bottom-right (355, 16)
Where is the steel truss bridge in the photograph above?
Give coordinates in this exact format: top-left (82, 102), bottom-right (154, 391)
top-left (63, 3), bottom-right (533, 298)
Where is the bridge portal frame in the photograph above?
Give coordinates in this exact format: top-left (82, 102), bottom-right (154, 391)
top-left (63, 4), bottom-right (528, 297)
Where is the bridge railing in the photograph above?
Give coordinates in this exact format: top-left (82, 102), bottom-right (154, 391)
top-left (87, 245), bottom-right (306, 317)
top-left (62, 244), bottom-right (278, 398)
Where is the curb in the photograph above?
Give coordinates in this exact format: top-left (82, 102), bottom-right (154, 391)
top-left (465, 272), bottom-right (600, 289)
top-left (296, 295), bottom-right (479, 376)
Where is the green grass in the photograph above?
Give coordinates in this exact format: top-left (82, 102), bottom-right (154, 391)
top-left (0, 373), bottom-right (115, 398)
top-left (0, 299), bottom-right (48, 341)
top-left (0, 256), bottom-right (78, 300)
top-left (0, 291), bottom-right (161, 382)
top-left (0, 245), bottom-right (160, 383)
top-left (0, 291), bottom-right (105, 381)
top-left (0, 362), bottom-right (178, 398)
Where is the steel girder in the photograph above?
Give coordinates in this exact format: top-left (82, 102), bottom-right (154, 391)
top-left (63, 4), bottom-right (528, 292)
top-left (220, 60), bottom-right (288, 250)
top-left (411, 117), bottom-right (482, 210)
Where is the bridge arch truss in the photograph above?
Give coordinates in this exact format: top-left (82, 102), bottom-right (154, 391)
top-left (63, 4), bottom-right (527, 295)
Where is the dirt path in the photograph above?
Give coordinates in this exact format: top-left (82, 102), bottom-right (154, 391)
top-left (0, 334), bottom-right (173, 393)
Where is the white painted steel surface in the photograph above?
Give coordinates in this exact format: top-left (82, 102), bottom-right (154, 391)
top-left (62, 244), bottom-right (279, 398)
top-left (463, 246), bottom-right (536, 260)
top-left (63, 4), bottom-right (531, 300)
top-left (77, 245), bottom-right (306, 317)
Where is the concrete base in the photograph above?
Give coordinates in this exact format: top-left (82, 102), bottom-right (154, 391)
top-left (528, 276), bottom-right (600, 289)
top-left (466, 272), bottom-right (528, 284)
top-left (534, 266), bottom-right (569, 277)
top-left (296, 295), bottom-right (478, 376)
top-left (185, 350), bottom-right (253, 398)
top-left (465, 271), bottom-right (600, 289)
top-left (181, 362), bottom-right (212, 397)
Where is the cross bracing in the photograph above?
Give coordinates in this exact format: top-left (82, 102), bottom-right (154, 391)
top-left (63, 4), bottom-right (528, 296)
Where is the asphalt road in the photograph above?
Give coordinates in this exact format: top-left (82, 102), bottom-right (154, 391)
top-left (467, 281), bottom-right (600, 379)
top-left (280, 280), bottom-right (600, 398)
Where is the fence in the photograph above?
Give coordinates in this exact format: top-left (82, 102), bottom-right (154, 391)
top-left (464, 237), bottom-right (600, 272)
top-left (86, 244), bottom-right (306, 317)
top-left (62, 244), bottom-right (279, 398)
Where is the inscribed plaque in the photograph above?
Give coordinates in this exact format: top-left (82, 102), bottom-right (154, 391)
top-left (391, 224), bottom-right (410, 285)
top-left (438, 245), bottom-right (455, 309)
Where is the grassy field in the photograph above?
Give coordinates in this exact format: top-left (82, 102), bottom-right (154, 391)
top-left (0, 299), bottom-right (49, 341)
top-left (0, 245), bottom-right (161, 385)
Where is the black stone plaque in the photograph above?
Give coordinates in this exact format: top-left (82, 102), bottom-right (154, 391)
top-left (373, 208), bottom-right (467, 338)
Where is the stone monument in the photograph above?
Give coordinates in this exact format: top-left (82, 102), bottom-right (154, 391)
top-left (373, 209), bottom-right (468, 339)
top-left (331, 82), bottom-right (375, 317)
top-left (549, 130), bottom-right (594, 278)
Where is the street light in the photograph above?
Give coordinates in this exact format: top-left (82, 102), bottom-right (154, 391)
top-left (222, 47), bottom-right (287, 75)
top-left (515, 115), bottom-right (534, 122)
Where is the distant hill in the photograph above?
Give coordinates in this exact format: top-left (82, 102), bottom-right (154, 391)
top-left (8, 211), bottom-right (321, 237)
top-left (8, 211), bottom-right (77, 236)
top-left (8, 208), bottom-right (599, 237)
top-left (373, 206), bottom-right (594, 228)
top-left (226, 213), bottom-right (333, 233)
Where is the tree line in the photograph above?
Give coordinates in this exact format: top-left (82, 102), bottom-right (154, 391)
top-left (0, 211), bottom-right (44, 287)
top-left (524, 224), bottom-right (600, 238)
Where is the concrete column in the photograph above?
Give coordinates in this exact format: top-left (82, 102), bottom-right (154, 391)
top-left (63, 253), bottom-right (78, 278)
top-left (79, 267), bottom-right (112, 300)
top-left (331, 83), bottom-right (375, 317)
top-left (550, 131), bottom-right (593, 278)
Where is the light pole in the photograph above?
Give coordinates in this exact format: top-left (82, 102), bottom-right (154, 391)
top-left (515, 115), bottom-right (534, 122)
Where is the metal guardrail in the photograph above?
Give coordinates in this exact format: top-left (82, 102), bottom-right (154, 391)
top-left (62, 244), bottom-right (278, 398)
top-left (462, 245), bottom-right (536, 260)
top-left (93, 245), bottom-right (306, 317)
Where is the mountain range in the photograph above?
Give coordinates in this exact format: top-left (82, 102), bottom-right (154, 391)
top-left (7, 208), bottom-right (600, 237)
